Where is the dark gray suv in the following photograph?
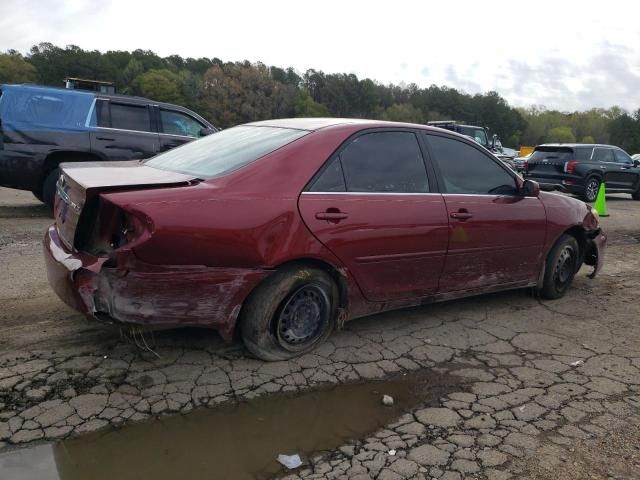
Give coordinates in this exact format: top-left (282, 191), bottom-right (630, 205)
top-left (525, 143), bottom-right (640, 202)
top-left (0, 84), bottom-right (216, 208)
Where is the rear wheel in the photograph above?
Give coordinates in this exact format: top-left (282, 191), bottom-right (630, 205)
top-left (632, 187), bottom-right (640, 200)
top-left (581, 176), bottom-right (600, 202)
top-left (240, 265), bottom-right (338, 361)
top-left (540, 234), bottom-right (580, 299)
top-left (42, 168), bottom-right (61, 211)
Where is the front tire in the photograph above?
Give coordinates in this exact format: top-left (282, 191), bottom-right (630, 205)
top-left (240, 265), bottom-right (338, 361)
top-left (540, 234), bottom-right (580, 299)
top-left (581, 176), bottom-right (600, 202)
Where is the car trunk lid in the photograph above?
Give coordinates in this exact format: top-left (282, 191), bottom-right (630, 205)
top-left (55, 161), bottom-right (197, 251)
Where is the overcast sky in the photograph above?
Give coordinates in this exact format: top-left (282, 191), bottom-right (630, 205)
top-left (1, 0), bottom-right (639, 112)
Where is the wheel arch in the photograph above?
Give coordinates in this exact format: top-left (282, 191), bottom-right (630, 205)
top-left (232, 257), bottom-right (350, 340)
top-left (537, 225), bottom-right (587, 288)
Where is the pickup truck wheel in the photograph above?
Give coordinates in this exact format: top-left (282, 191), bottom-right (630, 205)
top-left (581, 176), bottom-right (600, 202)
top-left (42, 168), bottom-right (61, 211)
top-left (632, 188), bottom-right (640, 200)
top-left (240, 265), bottom-right (338, 361)
top-left (540, 234), bottom-right (580, 299)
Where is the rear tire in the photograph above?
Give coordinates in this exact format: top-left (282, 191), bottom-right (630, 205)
top-left (42, 168), bottom-right (61, 211)
top-left (240, 265), bottom-right (338, 361)
top-left (540, 234), bottom-right (580, 299)
top-left (632, 187), bottom-right (640, 200)
top-left (581, 176), bottom-right (600, 202)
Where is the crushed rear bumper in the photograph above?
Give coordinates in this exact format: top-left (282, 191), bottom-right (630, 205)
top-left (43, 225), bottom-right (269, 341)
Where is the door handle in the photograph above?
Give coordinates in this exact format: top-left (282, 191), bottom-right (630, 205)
top-left (160, 143), bottom-right (179, 151)
top-left (450, 211), bottom-right (473, 220)
top-left (96, 136), bottom-right (115, 141)
top-left (315, 211), bottom-right (348, 221)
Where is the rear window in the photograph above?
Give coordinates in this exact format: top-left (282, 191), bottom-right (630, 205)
top-left (0, 87), bottom-right (93, 130)
top-left (145, 125), bottom-right (309, 178)
top-left (529, 147), bottom-right (574, 163)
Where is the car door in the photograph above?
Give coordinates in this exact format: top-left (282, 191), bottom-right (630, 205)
top-left (89, 99), bottom-right (159, 161)
top-left (423, 132), bottom-right (546, 292)
top-left (157, 108), bottom-right (207, 153)
top-left (593, 147), bottom-right (622, 189)
top-left (298, 129), bottom-right (449, 302)
top-left (612, 149), bottom-right (639, 191)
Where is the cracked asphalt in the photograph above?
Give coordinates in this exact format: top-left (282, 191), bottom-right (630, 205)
top-left (1, 187), bottom-right (640, 479)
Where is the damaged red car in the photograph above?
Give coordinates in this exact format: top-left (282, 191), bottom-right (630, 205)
top-left (44, 118), bottom-right (606, 360)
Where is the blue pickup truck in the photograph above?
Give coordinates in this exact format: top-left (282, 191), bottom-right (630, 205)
top-left (0, 84), bottom-right (216, 207)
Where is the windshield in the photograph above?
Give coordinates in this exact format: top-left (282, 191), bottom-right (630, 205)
top-left (146, 125), bottom-right (309, 178)
top-left (457, 126), bottom-right (488, 147)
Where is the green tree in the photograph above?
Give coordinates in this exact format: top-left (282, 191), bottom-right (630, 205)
top-left (580, 135), bottom-right (595, 144)
top-left (548, 126), bottom-right (576, 143)
top-left (0, 51), bottom-right (38, 83)
top-left (295, 92), bottom-right (330, 117)
top-left (380, 103), bottom-right (424, 123)
top-left (132, 69), bottom-right (184, 104)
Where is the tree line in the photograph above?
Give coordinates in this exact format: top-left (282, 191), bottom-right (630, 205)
top-left (1, 43), bottom-right (639, 153)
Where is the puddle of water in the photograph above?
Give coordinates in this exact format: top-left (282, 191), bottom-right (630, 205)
top-left (0, 373), bottom-right (459, 480)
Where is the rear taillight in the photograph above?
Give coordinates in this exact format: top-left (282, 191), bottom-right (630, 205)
top-left (564, 160), bottom-right (578, 173)
top-left (82, 199), bottom-right (151, 255)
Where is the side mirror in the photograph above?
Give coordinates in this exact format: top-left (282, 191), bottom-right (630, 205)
top-left (521, 179), bottom-right (540, 197)
top-left (634, 159), bottom-right (640, 167)
top-left (200, 127), bottom-right (216, 137)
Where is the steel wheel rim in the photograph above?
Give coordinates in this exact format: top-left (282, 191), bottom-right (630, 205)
top-left (586, 179), bottom-right (599, 202)
top-left (275, 285), bottom-right (329, 351)
top-left (554, 245), bottom-right (576, 289)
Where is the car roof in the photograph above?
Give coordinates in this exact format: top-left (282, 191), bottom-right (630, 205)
top-left (2, 83), bottom-right (170, 108)
top-left (245, 117), bottom-right (450, 132)
top-left (537, 143), bottom-right (618, 149)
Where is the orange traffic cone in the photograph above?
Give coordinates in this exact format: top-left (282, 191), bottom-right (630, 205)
top-left (593, 183), bottom-right (609, 217)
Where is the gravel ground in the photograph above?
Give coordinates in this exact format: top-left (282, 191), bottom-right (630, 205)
top-left (1, 187), bottom-right (639, 479)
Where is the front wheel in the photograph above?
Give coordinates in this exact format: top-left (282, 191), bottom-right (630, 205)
top-left (540, 234), bottom-right (580, 299)
top-left (240, 265), bottom-right (338, 361)
top-left (581, 176), bottom-right (600, 202)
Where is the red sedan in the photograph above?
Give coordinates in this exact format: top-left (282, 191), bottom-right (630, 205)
top-left (44, 118), bottom-right (606, 360)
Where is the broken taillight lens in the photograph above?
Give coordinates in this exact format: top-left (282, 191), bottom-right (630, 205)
top-left (82, 198), bottom-right (150, 255)
top-left (110, 210), bottom-right (146, 249)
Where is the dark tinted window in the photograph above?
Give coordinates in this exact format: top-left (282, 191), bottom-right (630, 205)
top-left (309, 157), bottom-right (346, 192)
top-left (160, 110), bottom-right (204, 137)
top-left (110, 103), bottom-right (151, 132)
top-left (614, 149), bottom-right (632, 164)
top-left (340, 132), bottom-right (428, 193)
top-left (427, 134), bottom-right (517, 195)
top-left (575, 147), bottom-right (593, 161)
top-left (593, 148), bottom-right (614, 162)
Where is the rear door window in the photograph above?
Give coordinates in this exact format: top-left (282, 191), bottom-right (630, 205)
top-left (338, 131), bottom-right (429, 193)
top-left (109, 103), bottom-right (152, 132)
top-left (309, 157), bottom-right (346, 192)
top-left (593, 148), bottom-right (615, 163)
top-left (426, 134), bottom-right (517, 195)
